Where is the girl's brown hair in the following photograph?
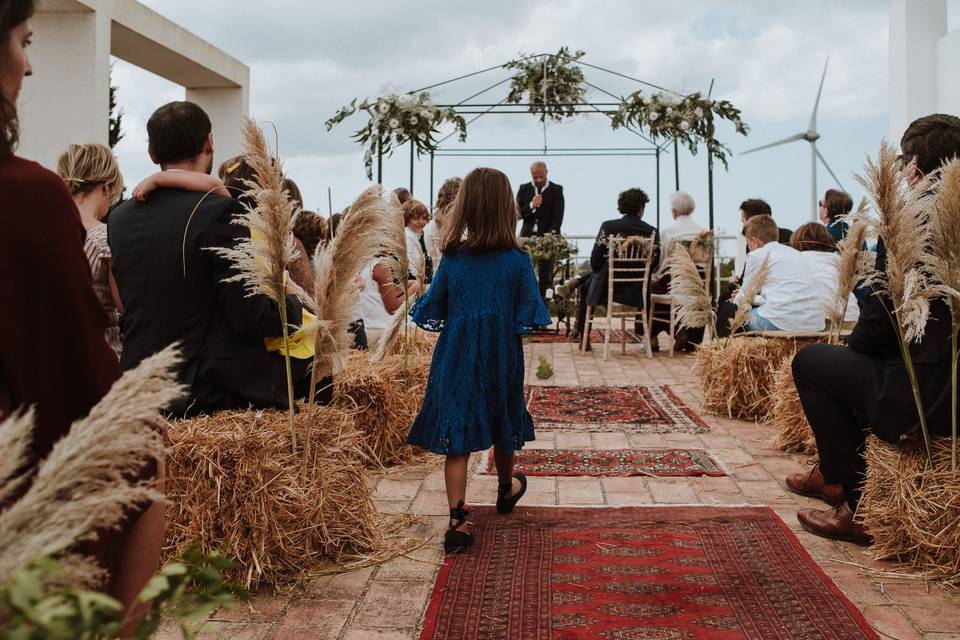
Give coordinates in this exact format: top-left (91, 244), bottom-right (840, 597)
top-left (790, 222), bottom-right (837, 253)
top-left (433, 176), bottom-right (462, 231)
top-left (441, 167), bottom-right (522, 254)
top-left (56, 143), bottom-right (125, 199)
top-left (402, 199), bottom-right (429, 225)
top-left (822, 189), bottom-right (853, 223)
top-left (0, 0), bottom-right (35, 159)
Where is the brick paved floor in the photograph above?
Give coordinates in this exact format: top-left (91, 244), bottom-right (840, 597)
top-left (159, 338), bottom-right (960, 640)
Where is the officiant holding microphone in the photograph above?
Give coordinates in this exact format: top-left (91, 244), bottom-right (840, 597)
top-left (517, 161), bottom-right (564, 297)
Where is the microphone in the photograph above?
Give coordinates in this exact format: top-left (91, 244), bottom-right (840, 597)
top-left (532, 184), bottom-right (542, 212)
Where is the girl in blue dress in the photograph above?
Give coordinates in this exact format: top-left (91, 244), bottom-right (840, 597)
top-left (407, 167), bottom-right (551, 553)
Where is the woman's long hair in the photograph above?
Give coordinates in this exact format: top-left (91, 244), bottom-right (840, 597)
top-left (0, 0), bottom-right (35, 159)
top-left (440, 167), bottom-right (522, 255)
top-left (432, 176), bottom-right (462, 232)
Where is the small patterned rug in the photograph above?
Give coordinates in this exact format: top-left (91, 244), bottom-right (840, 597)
top-left (529, 329), bottom-right (641, 344)
top-left (527, 385), bottom-right (709, 433)
top-left (483, 448), bottom-right (725, 477)
top-left (419, 506), bottom-right (880, 640)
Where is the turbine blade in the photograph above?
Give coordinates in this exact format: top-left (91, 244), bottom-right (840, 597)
top-left (809, 58), bottom-right (829, 132)
top-left (815, 148), bottom-right (845, 189)
top-left (740, 133), bottom-right (807, 155)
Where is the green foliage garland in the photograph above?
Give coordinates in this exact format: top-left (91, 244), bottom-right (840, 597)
top-left (504, 47), bottom-right (587, 123)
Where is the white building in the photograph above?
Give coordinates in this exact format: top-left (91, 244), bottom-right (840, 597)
top-left (889, 0), bottom-right (960, 140)
top-left (18, 0), bottom-right (249, 169)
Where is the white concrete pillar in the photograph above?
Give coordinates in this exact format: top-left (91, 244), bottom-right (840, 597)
top-left (889, 0), bottom-right (947, 142)
top-left (187, 82), bottom-right (249, 166)
top-left (18, 7), bottom-right (111, 169)
top-left (936, 31), bottom-right (960, 115)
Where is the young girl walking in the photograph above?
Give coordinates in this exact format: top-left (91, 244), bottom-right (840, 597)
top-left (406, 167), bottom-right (551, 553)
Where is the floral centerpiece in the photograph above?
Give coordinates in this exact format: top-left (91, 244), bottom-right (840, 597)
top-left (612, 90), bottom-right (748, 168)
top-left (503, 47), bottom-right (587, 122)
top-left (521, 232), bottom-right (577, 271)
top-left (326, 92), bottom-right (467, 179)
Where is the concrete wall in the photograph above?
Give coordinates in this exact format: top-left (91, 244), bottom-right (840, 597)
top-left (18, 0), bottom-right (249, 169)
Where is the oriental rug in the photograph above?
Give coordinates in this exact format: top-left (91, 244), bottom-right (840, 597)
top-left (526, 385), bottom-right (709, 433)
top-left (419, 506), bottom-right (879, 640)
top-left (529, 329), bottom-right (640, 344)
top-left (483, 448), bottom-right (725, 477)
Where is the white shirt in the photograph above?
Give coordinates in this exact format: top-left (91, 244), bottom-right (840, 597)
top-left (357, 260), bottom-right (393, 330)
top-left (798, 250), bottom-right (860, 323)
top-left (405, 227), bottom-right (425, 278)
top-left (422, 220), bottom-right (442, 266)
top-left (733, 241), bottom-right (825, 331)
top-left (659, 214), bottom-right (705, 257)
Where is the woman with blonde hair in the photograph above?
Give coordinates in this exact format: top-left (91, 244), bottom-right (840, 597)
top-left (57, 143), bottom-right (126, 357)
top-left (423, 176), bottom-right (462, 265)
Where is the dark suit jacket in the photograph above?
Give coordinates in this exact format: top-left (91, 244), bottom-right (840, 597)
top-left (108, 187), bottom-right (307, 416)
top-left (847, 239), bottom-right (954, 443)
top-left (585, 214), bottom-right (659, 309)
top-left (517, 181), bottom-right (564, 237)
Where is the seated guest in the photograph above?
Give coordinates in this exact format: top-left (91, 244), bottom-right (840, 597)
top-left (574, 187), bottom-right (658, 348)
top-left (403, 199), bottom-right (432, 282)
top-left (423, 176), bottom-right (461, 267)
top-left (790, 222), bottom-right (859, 324)
top-left (393, 187), bottom-right (411, 205)
top-left (357, 258), bottom-right (420, 349)
top-left (294, 210), bottom-right (328, 257)
top-left (819, 189), bottom-right (853, 242)
top-left (787, 113), bottom-right (960, 543)
top-left (717, 198), bottom-right (793, 309)
top-left (718, 215), bottom-right (823, 336)
top-left (658, 190), bottom-right (704, 262)
top-left (109, 100), bottom-right (320, 414)
top-left (56, 143), bottom-right (126, 358)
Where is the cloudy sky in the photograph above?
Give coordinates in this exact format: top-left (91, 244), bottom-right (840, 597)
top-left (108, 1), bottom-right (956, 243)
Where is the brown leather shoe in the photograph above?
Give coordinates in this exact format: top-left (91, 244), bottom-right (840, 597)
top-left (785, 464), bottom-right (844, 506)
top-left (797, 503), bottom-right (872, 545)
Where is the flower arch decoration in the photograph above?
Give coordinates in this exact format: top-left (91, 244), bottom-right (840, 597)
top-left (503, 47), bottom-right (588, 123)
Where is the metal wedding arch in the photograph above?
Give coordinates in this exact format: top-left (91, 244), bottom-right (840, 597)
top-left (370, 52), bottom-right (727, 231)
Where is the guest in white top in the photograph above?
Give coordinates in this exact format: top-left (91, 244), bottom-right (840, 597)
top-left (790, 223), bottom-right (859, 323)
top-left (402, 199), bottom-right (431, 280)
top-left (732, 215), bottom-right (824, 333)
top-left (659, 191), bottom-right (704, 257)
top-left (422, 176), bottom-right (462, 267)
top-left (357, 258), bottom-right (420, 350)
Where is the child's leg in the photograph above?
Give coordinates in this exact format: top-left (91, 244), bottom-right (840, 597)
top-left (493, 444), bottom-right (522, 497)
top-left (444, 454), bottom-right (470, 525)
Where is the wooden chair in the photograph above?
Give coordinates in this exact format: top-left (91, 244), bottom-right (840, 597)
top-left (648, 232), bottom-right (715, 357)
top-left (581, 235), bottom-right (656, 360)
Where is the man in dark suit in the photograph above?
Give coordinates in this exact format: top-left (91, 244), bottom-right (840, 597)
top-left (517, 161), bottom-right (564, 296)
top-left (109, 101), bottom-right (317, 416)
top-left (574, 188), bottom-right (659, 349)
top-left (786, 113), bottom-right (960, 543)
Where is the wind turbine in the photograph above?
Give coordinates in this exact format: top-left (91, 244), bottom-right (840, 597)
top-left (741, 59), bottom-right (845, 221)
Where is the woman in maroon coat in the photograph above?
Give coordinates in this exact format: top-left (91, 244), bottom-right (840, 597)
top-left (0, 0), bottom-right (163, 629)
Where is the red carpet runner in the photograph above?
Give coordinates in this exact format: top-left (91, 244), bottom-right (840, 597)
top-left (420, 506), bottom-right (878, 640)
top-left (483, 448), bottom-right (726, 477)
top-left (527, 385), bottom-right (709, 433)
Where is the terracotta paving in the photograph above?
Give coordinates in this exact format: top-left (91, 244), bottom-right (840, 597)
top-left (159, 337), bottom-right (960, 640)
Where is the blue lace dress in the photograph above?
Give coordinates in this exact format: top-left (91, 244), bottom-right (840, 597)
top-left (406, 248), bottom-right (551, 455)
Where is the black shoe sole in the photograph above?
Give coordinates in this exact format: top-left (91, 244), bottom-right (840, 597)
top-left (496, 472), bottom-right (528, 515)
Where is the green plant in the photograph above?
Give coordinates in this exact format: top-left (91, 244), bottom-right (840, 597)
top-left (521, 233), bottom-right (577, 272)
top-left (0, 547), bottom-right (244, 640)
top-left (536, 355), bottom-right (554, 380)
top-left (326, 92), bottom-right (467, 180)
top-left (503, 47), bottom-right (587, 122)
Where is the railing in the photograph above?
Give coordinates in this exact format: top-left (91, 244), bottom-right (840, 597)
top-left (560, 233), bottom-right (740, 297)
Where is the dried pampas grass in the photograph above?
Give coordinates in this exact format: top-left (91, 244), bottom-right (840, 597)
top-left (333, 352), bottom-right (436, 467)
top-left (164, 405), bottom-right (420, 589)
top-left (695, 336), bottom-right (820, 421)
top-left (0, 408), bottom-right (34, 506)
top-left (825, 201), bottom-right (872, 342)
top-left (728, 256), bottom-right (770, 337)
top-left (858, 435), bottom-right (960, 590)
top-left (765, 357), bottom-right (817, 455)
top-left (0, 345), bottom-right (183, 586)
top-left (311, 186), bottom-right (400, 388)
top-left (667, 243), bottom-right (715, 338)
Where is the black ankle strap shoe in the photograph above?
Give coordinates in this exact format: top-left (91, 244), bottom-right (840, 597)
top-left (496, 472), bottom-right (528, 515)
top-left (443, 500), bottom-right (474, 554)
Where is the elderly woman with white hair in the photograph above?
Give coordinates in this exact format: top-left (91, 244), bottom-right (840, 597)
top-left (659, 191), bottom-right (703, 256)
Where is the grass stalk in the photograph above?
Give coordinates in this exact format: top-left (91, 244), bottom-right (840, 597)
top-left (278, 288), bottom-right (297, 452)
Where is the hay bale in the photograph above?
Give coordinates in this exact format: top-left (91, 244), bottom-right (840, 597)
top-left (765, 357), bottom-right (818, 455)
top-left (695, 337), bottom-right (808, 420)
top-left (333, 352), bottom-right (435, 467)
top-left (859, 435), bottom-right (960, 590)
top-left (164, 405), bottom-right (417, 589)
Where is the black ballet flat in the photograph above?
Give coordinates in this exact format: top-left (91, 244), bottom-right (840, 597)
top-left (496, 472), bottom-right (528, 515)
top-left (443, 500), bottom-right (474, 554)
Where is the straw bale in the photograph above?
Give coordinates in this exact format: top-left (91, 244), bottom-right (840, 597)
top-left (695, 336), bottom-right (823, 421)
top-left (333, 351), bottom-right (437, 467)
top-left (164, 405), bottom-right (418, 589)
top-left (859, 435), bottom-right (960, 591)
top-left (766, 357), bottom-right (818, 455)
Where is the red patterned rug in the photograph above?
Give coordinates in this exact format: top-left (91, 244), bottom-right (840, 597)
top-left (483, 448), bottom-right (725, 477)
top-left (527, 385), bottom-right (709, 433)
top-left (419, 506), bottom-right (879, 640)
top-left (530, 329), bottom-right (641, 344)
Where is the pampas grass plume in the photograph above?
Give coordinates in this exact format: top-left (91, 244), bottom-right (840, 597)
top-left (825, 199), bottom-right (871, 333)
top-left (729, 256), bottom-right (770, 335)
top-left (667, 243), bottom-right (714, 332)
